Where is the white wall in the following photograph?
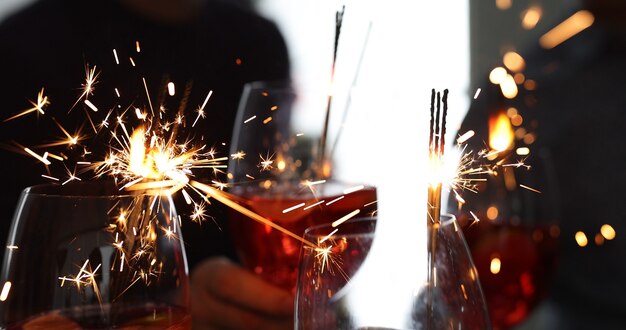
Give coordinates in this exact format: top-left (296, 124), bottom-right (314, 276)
top-left (256, 0), bottom-right (470, 211)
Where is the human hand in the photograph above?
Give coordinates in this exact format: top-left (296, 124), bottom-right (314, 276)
top-left (191, 257), bottom-right (294, 330)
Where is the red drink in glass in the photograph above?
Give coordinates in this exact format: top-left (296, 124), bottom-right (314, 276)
top-left (463, 220), bottom-right (559, 329)
top-left (228, 181), bottom-right (377, 291)
top-left (7, 304), bottom-right (191, 329)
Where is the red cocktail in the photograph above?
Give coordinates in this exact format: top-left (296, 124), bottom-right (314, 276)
top-left (229, 181), bottom-right (377, 291)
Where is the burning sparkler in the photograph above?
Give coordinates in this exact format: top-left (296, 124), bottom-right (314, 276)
top-left (318, 4), bottom-right (346, 179)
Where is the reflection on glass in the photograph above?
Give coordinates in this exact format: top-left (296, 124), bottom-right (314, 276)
top-left (457, 109), bottom-right (560, 329)
top-left (295, 216), bottom-right (490, 329)
top-left (228, 81), bottom-right (377, 291)
top-left (0, 181), bottom-right (190, 329)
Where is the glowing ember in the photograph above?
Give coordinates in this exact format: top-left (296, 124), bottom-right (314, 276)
top-left (539, 10), bottom-right (594, 49)
top-left (3, 88), bottom-right (49, 122)
top-left (489, 112), bottom-right (514, 151)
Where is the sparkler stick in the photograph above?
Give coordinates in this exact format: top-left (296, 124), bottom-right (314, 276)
top-left (328, 21), bottom-right (373, 161)
top-left (318, 5), bottom-right (346, 178)
top-left (427, 88), bottom-right (449, 329)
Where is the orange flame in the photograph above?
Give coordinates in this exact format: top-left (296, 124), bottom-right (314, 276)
top-left (489, 112), bottom-right (514, 152)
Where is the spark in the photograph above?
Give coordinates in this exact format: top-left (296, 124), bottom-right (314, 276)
top-left (496, 0), bottom-right (512, 10)
top-left (489, 67), bottom-right (507, 85)
top-left (135, 108), bottom-right (147, 120)
top-left (263, 116), bottom-right (272, 124)
top-left (331, 209), bottom-right (361, 227)
top-left (58, 259), bottom-right (102, 304)
top-left (315, 244), bottom-right (335, 274)
top-left (142, 78), bottom-right (154, 115)
top-left (61, 166), bottom-right (82, 185)
top-left (49, 117), bottom-right (81, 147)
top-left (522, 5), bottom-right (542, 30)
top-left (191, 201), bottom-right (208, 223)
top-left (519, 184), bottom-right (541, 193)
top-left (302, 179), bottom-right (326, 187)
top-left (490, 257), bottom-right (501, 274)
top-left (282, 202), bottom-right (305, 214)
top-left (326, 196), bottom-right (344, 206)
top-left (82, 64), bottom-right (99, 99)
top-left (258, 153), bottom-right (274, 171)
top-left (516, 147), bottom-right (530, 156)
top-left (113, 276), bottom-right (142, 303)
top-left (113, 49), bottom-right (120, 64)
top-left (600, 224), bottom-right (616, 240)
top-left (192, 108), bottom-right (205, 127)
top-left (343, 184), bottom-right (364, 194)
top-left (231, 151), bottom-right (246, 160)
top-left (502, 158), bottom-right (531, 169)
top-left (0, 282), bottom-right (11, 301)
top-left (473, 88), bottom-right (481, 99)
top-left (181, 189), bottom-right (193, 204)
top-left (167, 82), bottom-right (175, 96)
top-left (319, 229), bottom-right (338, 243)
top-left (136, 41), bottom-right (141, 52)
top-left (364, 200), bottom-right (377, 207)
top-left (161, 226), bottom-right (178, 241)
top-left (575, 231), bottom-right (588, 247)
top-left (243, 115), bottom-right (256, 123)
top-left (503, 51), bottom-right (526, 72)
top-left (4, 88), bottom-right (49, 122)
top-left (500, 74), bottom-right (518, 99)
top-left (540, 10), bottom-right (594, 49)
top-left (98, 109), bottom-right (114, 131)
top-left (312, 242), bottom-right (346, 278)
top-left (24, 148), bottom-right (51, 165)
top-left (84, 99), bottom-right (98, 112)
top-left (47, 153), bottom-right (64, 161)
top-left (470, 211), bottom-right (479, 222)
top-left (211, 180), bottom-right (227, 190)
top-left (304, 200), bottom-right (325, 210)
top-left (200, 90), bottom-right (213, 111)
top-left (453, 190), bottom-right (466, 205)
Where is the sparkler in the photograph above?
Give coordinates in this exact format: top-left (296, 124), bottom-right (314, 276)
top-left (426, 89), bottom-right (448, 329)
top-left (2, 54), bottom-right (240, 303)
top-left (427, 89), bottom-right (448, 225)
top-left (312, 239), bottom-right (347, 279)
top-left (318, 4), bottom-right (346, 178)
top-left (3, 38), bottom-right (383, 304)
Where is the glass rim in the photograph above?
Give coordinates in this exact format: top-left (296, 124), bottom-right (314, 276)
top-left (244, 79), bottom-right (294, 91)
top-left (303, 216), bottom-right (377, 240)
top-left (21, 180), bottom-right (150, 199)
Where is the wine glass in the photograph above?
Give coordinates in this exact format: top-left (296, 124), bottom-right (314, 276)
top-left (295, 215), bottom-right (490, 330)
top-left (227, 80), bottom-right (377, 291)
top-left (0, 181), bottom-right (190, 329)
top-left (455, 125), bottom-right (560, 329)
